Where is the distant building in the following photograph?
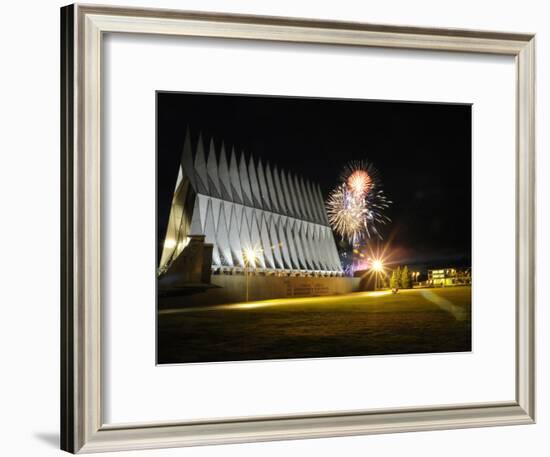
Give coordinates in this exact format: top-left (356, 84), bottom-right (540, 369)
top-left (427, 268), bottom-right (471, 287)
top-left (159, 129), bottom-right (343, 278)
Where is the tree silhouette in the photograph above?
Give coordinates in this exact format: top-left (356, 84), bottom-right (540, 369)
top-left (390, 267), bottom-right (401, 289)
top-left (401, 266), bottom-right (412, 289)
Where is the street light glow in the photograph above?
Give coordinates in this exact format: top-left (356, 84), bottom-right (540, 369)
top-left (243, 246), bottom-right (261, 267)
top-left (360, 246), bottom-right (392, 291)
top-left (242, 245), bottom-right (262, 302)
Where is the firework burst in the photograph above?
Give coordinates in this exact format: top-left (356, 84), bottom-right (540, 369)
top-left (348, 170), bottom-right (373, 198)
top-left (327, 160), bottom-right (391, 244)
top-left (326, 185), bottom-right (366, 243)
top-left (341, 161), bottom-right (379, 193)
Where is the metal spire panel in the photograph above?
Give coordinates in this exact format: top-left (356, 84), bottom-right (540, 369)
top-left (174, 165), bottom-right (183, 191)
top-left (327, 228), bottom-right (343, 272)
top-left (275, 215), bottom-right (292, 269)
top-left (272, 165), bottom-right (287, 214)
top-left (307, 223), bottom-right (321, 271)
top-left (196, 194), bottom-right (209, 232)
top-left (210, 198), bottom-right (221, 233)
top-left (222, 199), bottom-right (232, 230)
top-left (259, 212), bottom-right (275, 269)
top-left (217, 142), bottom-right (233, 201)
top-left (280, 171), bottom-right (296, 218)
top-left (239, 151), bottom-right (254, 206)
top-left (314, 224), bottom-right (328, 270)
top-left (283, 217), bottom-right (300, 269)
top-left (250, 210), bottom-right (266, 269)
top-left (266, 213), bottom-right (284, 269)
top-left (291, 174), bottom-right (305, 220)
top-left (228, 147), bottom-right (243, 204)
top-left (248, 155), bottom-right (263, 209)
top-left (193, 132), bottom-right (209, 195)
top-left (289, 219), bottom-right (307, 270)
top-left (204, 198), bottom-right (220, 266)
top-left (189, 195), bottom-right (203, 235)
top-left (322, 227), bottom-right (336, 271)
top-left (298, 177), bottom-right (314, 222)
top-left (216, 202), bottom-right (233, 267)
top-left (228, 204), bottom-right (244, 267)
top-left (256, 159), bottom-right (271, 211)
top-left (318, 227), bottom-right (331, 271)
top-left (264, 162), bottom-right (279, 213)
top-left (181, 127), bottom-right (197, 192)
top-left (297, 220), bottom-right (314, 270)
top-left (206, 138), bottom-right (221, 198)
top-left (239, 207), bottom-right (253, 262)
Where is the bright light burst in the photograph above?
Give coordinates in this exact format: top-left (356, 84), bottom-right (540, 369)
top-left (371, 259), bottom-right (384, 272)
top-left (242, 245), bottom-right (262, 268)
top-left (348, 169), bottom-right (373, 198)
top-left (327, 160), bottom-right (391, 244)
top-left (362, 244), bottom-right (394, 284)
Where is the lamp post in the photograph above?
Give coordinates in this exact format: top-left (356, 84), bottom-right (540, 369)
top-left (372, 259), bottom-right (383, 290)
top-left (243, 247), bottom-right (259, 302)
top-left (245, 260), bottom-right (250, 302)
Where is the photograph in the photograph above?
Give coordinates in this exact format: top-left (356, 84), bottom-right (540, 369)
top-left (156, 91), bottom-right (472, 364)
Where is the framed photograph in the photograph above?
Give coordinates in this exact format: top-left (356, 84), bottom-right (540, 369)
top-left (61, 4), bottom-right (535, 453)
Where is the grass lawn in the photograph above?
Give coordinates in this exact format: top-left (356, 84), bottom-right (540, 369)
top-left (157, 286), bottom-right (471, 364)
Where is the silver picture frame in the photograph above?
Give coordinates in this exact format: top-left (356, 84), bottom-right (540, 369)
top-left (61, 3), bottom-right (535, 453)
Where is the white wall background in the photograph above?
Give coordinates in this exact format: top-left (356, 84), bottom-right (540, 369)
top-left (0, 0), bottom-right (547, 456)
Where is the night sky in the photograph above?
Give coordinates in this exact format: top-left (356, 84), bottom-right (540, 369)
top-left (157, 92), bottom-right (471, 271)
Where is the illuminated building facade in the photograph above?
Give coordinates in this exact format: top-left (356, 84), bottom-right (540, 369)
top-left (159, 129), bottom-right (343, 277)
top-left (427, 268), bottom-right (471, 286)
